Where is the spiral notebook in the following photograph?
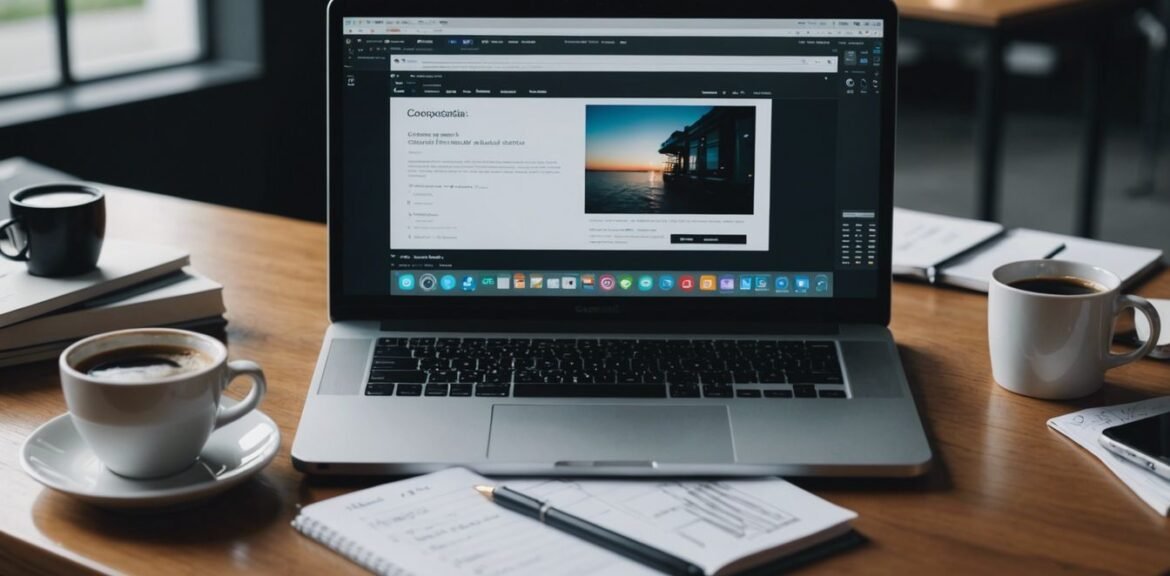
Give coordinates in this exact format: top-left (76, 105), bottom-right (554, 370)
top-left (292, 467), bottom-right (859, 576)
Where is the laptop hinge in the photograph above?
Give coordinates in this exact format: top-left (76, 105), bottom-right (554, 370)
top-left (378, 318), bottom-right (839, 335)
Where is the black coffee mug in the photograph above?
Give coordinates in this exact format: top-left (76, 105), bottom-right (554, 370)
top-left (0, 183), bottom-right (106, 277)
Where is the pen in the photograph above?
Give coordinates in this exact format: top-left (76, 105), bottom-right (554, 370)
top-left (475, 484), bottom-right (704, 576)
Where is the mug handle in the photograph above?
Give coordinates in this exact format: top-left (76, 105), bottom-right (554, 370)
top-left (0, 218), bottom-right (29, 261)
top-left (1108, 295), bottom-right (1161, 368)
top-left (215, 360), bottom-right (268, 429)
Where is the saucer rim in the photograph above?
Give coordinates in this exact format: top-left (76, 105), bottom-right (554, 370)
top-left (20, 410), bottom-right (281, 503)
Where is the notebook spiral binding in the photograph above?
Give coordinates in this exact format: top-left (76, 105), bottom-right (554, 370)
top-left (292, 514), bottom-right (414, 576)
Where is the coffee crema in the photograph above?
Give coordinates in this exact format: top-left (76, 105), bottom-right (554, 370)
top-left (1008, 276), bottom-right (1107, 296)
top-left (76, 345), bottom-right (213, 382)
top-left (19, 191), bottom-right (97, 208)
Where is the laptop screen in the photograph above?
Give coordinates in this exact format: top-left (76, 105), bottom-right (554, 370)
top-left (338, 18), bottom-right (884, 300)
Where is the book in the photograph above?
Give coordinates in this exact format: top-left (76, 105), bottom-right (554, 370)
top-left (0, 239), bottom-right (189, 329)
top-left (0, 268), bottom-right (224, 350)
top-left (893, 208), bottom-right (1163, 292)
top-left (0, 316), bottom-right (227, 368)
top-left (292, 467), bottom-right (858, 576)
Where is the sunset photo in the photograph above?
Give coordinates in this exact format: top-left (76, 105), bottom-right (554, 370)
top-left (584, 104), bottom-right (756, 215)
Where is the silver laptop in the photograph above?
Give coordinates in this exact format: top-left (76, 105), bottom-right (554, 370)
top-left (293, 0), bottom-right (931, 477)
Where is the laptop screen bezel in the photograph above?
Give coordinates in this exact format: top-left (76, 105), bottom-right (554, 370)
top-left (327, 0), bottom-right (898, 326)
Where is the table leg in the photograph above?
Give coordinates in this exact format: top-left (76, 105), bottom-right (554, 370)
top-left (975, 31), bottom-right (1005, 222)
top-left (1076, 28), bottom-right (1108, 238)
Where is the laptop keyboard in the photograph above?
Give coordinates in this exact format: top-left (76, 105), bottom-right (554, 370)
top-left (364, 337), bottom-right (848, 399)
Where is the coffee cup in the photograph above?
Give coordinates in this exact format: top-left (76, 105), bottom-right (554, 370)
top-left (60, 328), bottom-right (267, 478)
top-left (988, 260), bottom-right (1161, 399)
top-left (0, 182), bottom-right (105, 277)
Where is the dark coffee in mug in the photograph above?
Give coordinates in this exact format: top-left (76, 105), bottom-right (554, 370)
top-left (1008, 276), bottom-right (1107, 296)
top-left (76, 345), bottom-right (215, 382)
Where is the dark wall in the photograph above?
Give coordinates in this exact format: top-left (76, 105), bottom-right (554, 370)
top-left (0, 0), bottom-right (330, 222)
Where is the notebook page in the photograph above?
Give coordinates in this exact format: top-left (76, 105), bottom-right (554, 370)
top-left (891, 207), bottom-right (1004, 276)
top-left (507, 477), bottom-right (856, 575)
top-left (294, 467), bottom-right (654, 576)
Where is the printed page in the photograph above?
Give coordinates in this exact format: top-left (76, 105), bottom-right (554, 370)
top-left (507, 477), bottom-right (856, 575)
top-left (1048, 396), bottom-right (1170, 516)
top-left (295, 467), bottom-right (654, 576)
top-left (891, 207), bottom-right (1003, 276)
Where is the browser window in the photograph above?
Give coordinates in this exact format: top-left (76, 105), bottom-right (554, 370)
top-left (339, 18), bottom-right (885, 299)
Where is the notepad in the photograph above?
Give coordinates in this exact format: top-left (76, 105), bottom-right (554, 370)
top-left (892, 208), bottom-right (1163, 292)
top-left (292, 468), bottom-right (858, 576)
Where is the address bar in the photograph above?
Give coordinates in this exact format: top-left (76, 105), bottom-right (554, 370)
top-left (388, 54), bottom-right (838, 73)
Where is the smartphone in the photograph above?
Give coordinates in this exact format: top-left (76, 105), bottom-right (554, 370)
top-left (1099, 412), bottom-right (1170, 481)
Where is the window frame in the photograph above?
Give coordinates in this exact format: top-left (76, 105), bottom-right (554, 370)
top-left (0, 0), bottom-right (212, 101)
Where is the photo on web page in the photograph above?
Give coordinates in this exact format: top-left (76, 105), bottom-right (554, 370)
top-left (584, 104), bottom-right (756, 215)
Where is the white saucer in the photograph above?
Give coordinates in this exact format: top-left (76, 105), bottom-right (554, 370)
top-left (20, 406), bottom-right (281, 510)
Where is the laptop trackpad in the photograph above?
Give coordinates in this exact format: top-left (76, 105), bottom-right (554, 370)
top-left (487, 405), bottom-right (735, 463)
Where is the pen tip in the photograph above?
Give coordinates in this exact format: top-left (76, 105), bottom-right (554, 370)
top-left (474, 485), bottom-right (495, 500)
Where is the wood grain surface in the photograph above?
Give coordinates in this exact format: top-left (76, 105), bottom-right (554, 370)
top-left (1, 187), bottom-right (1168, 575)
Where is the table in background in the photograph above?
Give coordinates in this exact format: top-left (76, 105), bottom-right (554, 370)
top-left (0, 188), bottom-right (1168, 575)
top-left (896, 0), bottom-right (1142, 238)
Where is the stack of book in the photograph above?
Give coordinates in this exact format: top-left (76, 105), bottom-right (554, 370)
top-left (0, 157), bottom-right (226, 367)
top-left (0, 239), bottom-right (226, 367)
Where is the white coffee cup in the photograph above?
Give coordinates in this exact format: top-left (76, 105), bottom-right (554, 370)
top-left (60, 328), bottom-right (267, 478)
top-left (988, 260), bottom-right (1161, 399)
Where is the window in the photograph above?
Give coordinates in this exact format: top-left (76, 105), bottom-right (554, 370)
top-left (0, 0), bottom-right (205, 97)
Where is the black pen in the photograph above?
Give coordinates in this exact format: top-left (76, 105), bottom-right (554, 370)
top-left (475, 484), bottom-right (704, 576)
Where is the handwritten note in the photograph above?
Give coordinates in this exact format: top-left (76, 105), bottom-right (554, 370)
top-left (507, 477), bottom-right (856, 575)
top-left (1048, 396), bottom-right (1170, 516)
top-left (293, 467), bottom-right (655, 576)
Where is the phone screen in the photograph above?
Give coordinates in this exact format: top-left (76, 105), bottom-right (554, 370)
top-left (1102, 412), bottom-right (1170, 464)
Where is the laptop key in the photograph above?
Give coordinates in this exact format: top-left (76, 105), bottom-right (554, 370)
top-left (376, 337), bottom-right (405, 347)
top-left (475, 384), bottom-right (510, 397)
top-left (425, 384), bottom-right (449, 396)
top-left (372, 358), bottom-right (419, 370)
top-left (669, 384), bottom-right (701, 398)
top-left (396, 384), bottom-right (423, 396)
top-left (365, 383), bottom-right (394, 396)
top-left (374, 346), bottom-right (412, 358)
top-left (764, 389), bottom-right (794, 398)
top-left (703, 385), bottom-right (733, 398)
top-left (513, 384), bottom-right (665, 398)
top-left (819, 389), bottom-right (847, 398)
top-left (793, 384), bottom-right (817, 398)
top-left (370, 370), bottom-right (427, 383)
top-left (449, 384), bottom-right (473, 396)
top-left (736, 389), bottom-right (762, 398)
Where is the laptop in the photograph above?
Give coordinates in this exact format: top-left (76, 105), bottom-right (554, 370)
top-left (293, 0), bottom-right (932, 477)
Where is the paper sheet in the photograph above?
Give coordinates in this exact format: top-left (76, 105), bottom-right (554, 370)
top-left (507, 477), bottom-right (856, 575)
top-left (891, 207), bottom-right (1004, 276)
top-left (295, 468), bottom-right (857, 576)
top-left (295, 467), bottom-right (656, 576)
top-left (935, 228), bottom-right (1065, 291)
top-left (1048, 396), bottom-right (1170, 516)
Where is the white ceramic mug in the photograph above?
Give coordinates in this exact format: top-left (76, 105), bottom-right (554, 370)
top-left (60, 328), bottom-right (266, 478)
top-left (988, 260), bottom-right (1161, 399)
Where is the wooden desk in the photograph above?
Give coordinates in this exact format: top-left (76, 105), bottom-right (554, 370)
top-left (896, 0), bottom-right (1140, 238)
top-left (1, 188), bottom-right (1168, 575)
